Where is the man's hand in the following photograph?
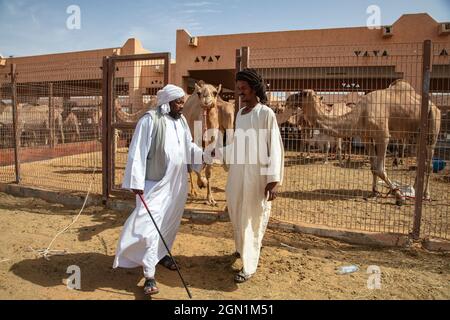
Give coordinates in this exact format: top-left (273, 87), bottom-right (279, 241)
top-left (264, 182), bottom-right (278, 202)
top-left (132, 189), bottom-right (144, 195)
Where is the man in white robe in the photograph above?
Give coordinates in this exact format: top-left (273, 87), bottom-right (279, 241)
top-left (223, 68), bottom-right (284, 283)
top-left (113, 84), bottom-right (203, 295)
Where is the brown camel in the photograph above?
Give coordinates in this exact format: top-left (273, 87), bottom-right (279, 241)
top-left (183, 81), bottom-right (235, 206)
top-left (300, 80), bottom-right (441, 205)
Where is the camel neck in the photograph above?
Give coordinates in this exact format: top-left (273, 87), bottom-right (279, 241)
top-left (304, 99), bottom-right (360, 136)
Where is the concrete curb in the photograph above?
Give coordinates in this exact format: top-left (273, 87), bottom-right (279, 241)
top-left (1, 183), bottom-right (448, 251)
top-left (0, 183), bottom-right (103, 209)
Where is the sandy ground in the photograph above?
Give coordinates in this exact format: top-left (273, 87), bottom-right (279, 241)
top-left (0, 192), bottom-right (449, 300)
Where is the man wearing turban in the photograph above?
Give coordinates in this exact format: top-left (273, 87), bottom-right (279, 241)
top-left (223, 69), bottom-right (285, 283)
top-left (113, 84), bottom-right (204, 295)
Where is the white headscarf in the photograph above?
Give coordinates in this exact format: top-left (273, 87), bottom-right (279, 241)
top-left (156, 84), bottom-right (185, 114)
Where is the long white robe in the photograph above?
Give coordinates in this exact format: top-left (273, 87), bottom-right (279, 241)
top-left (113, 113), bottom-right (203, 278)
top-left (225, 103), bottom-right (284, 276)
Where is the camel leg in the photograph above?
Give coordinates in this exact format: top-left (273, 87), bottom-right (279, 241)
top-left (366, 139), bottom-right (379, 196)
top-left (375, 138), bottom-right (405, 206)
top-left (348, 138), bottom-right (352, 163)
top-left (324, 141), bottom-right (330, 164)
top-left (423, 144), bottom-right (435, 200)
top-left (393, 139), bottom-right (400, 167)
top-left (337, 138), bottom-right (343, 166)
top-left (400, 138), bottom-right (406, 165)
top-left (308, 129), bottom-right (313, 158)
top-left (188, 170), bottom-right (198, 197)
top-left (205, 164), bottom-right (217, 206)
top-left (59, 122), bottom-right (65, 145)
top-left (113, 129), bottom-right (119, 156)
top-left (300, 128), bottom-right (306, 157)
top-left (196, 170), bottom-right (207, 189)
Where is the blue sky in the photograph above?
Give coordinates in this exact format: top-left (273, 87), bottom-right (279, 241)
top-left (1, 0), bottom-right (449, 58)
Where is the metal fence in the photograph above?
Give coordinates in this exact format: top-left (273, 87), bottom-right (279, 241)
top-left (238, 40), bottom-right (449, 240)
top-left (0, 58), bottom-right (104, 194)
top-left (1, 41), bottom-right (448, 242)
top-left (0, 53), bottom-right (171, 199)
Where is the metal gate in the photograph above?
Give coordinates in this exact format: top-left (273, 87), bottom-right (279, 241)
top-left (237, 40), bottom-right (450, 240)
top-left (0, 64), bottom-right (17, 184)
top-left (102, 53), bottom-right (171, 200)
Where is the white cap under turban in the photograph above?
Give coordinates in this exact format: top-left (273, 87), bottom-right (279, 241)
top-left (156, 84), bottom-right (185, 114)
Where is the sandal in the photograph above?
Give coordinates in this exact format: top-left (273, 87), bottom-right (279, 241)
top-left (234, 270), bottom-right (252, 283)
top-left (158, 255), bottom-right (178, 271)
top-left (143, 278), bottom-right (159, 295)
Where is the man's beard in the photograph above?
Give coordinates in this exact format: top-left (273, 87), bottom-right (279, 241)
top-left (169, 111), bottom-right (182, 119)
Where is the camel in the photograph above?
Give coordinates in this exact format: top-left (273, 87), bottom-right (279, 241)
top-left (113, 98), bottom-right (157, 153)
top-left (272, 102), bottom-right (300, 126)
top-left (306, 129), bottom-right (342, 164)
top-left (183, 81), bottom-right (235, 206)
top-left (0, 104), bottom-right (65, 146)
top-left (114, 97), bottom-right (157, 123)
top-left (300, 80), bottom-right (441, 205)
top-left (286, 93), bottom-right (353, 165)
top-left (63, 112), bottom-right (80, 142)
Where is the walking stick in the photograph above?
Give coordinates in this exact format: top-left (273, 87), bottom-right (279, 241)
top-left (137, 193), bottom-right (193, 299)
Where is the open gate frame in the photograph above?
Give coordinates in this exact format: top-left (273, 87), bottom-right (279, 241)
top-left (102, 53), bottom-right (171, 200)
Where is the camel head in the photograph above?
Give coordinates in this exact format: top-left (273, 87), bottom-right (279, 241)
top-left (194, 80), bottom-right (222, 110)
top-left (301, 89), bottom-right (324, 107)
top-left (286, 90), bottom-right (324, 112)
top-left (285, 93), bottom-right (305, 114)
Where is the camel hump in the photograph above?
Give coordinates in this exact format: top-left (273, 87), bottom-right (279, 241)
top-left (388, 79), bottom-right (414, 91)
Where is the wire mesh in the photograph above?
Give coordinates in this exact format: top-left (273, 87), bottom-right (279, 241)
top-left (111, 58), bottom-right (166, 192)
top-left (0, 80), bottom-right (16, 183)
top-left (420, 42), bottom-right (450, 240)
top-left (0, 58), bottom-right (104, 194)
top-left (250, 42), bottom-right (449, 240)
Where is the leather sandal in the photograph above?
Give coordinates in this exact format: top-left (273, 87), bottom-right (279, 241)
top-left (144, 278), bottom-right (159, 295)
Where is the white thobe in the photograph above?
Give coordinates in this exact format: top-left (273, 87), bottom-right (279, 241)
top-left (225, 103), bottom-right (284, 276)
top-left (113, 113), bottom-right (203, 278)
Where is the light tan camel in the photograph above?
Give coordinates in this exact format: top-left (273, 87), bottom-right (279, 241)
top-left (272, 102), bottom-right (300, 126)
top-left (113, 98), bottom-right (158, 153)
top-left (300, 80), bottom-right (441, 205)
top-left (114, 98), bottom-right (157, 123)
top-left (0, 104), bottom-right (65, 146)
top-left (286, 93), bottom-right (352, 164)
top-left (63, 112), bottom-right (80, 142)
top-left (183, 81), bottom-right (235, 206)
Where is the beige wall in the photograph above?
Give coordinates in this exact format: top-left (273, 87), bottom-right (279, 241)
top-left (0, 38), bottom-right (169, 110)
top-left (174, 13), bottom-right (450, 92)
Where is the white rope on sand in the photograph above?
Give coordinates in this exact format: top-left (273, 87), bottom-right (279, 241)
top-left (30, 168), bottom-right (96, 260)
top-left (0, 259), bottom-right (11, 263)
top-left (280, 243), bottom-right (298, 251)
